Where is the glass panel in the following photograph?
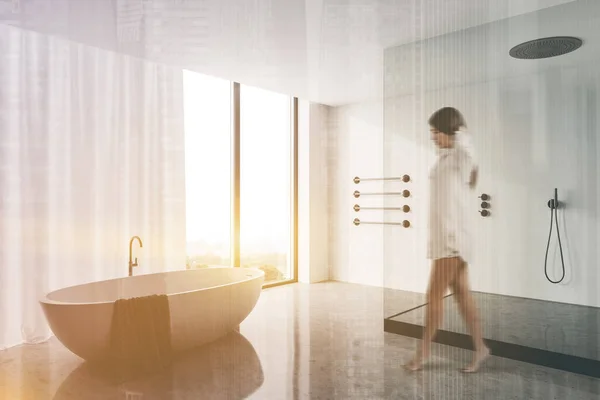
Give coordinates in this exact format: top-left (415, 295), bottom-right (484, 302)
top-left (382, 1), bottom-right (600, 377)
top-left (183, 70), bottom-right (232, 269)
top-left (240, 85), bottom-right (293, 284)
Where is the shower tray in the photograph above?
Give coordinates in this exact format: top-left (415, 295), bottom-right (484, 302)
top-left (384, 291), bottom-right (600, 378)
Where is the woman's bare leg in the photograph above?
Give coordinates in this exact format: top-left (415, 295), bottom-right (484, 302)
top-left (405, 257), bottom-right (460, 371)
top-left (450, 260), bottom-right (490, 372)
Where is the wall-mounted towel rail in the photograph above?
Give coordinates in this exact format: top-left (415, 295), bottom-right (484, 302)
top-left (354, 205), bottom-right (410, 212)
top-left (353, 218), bottom-right (410, 227)
top-left (354, 175), bottom-right (410, 184)
top-left (354, 190), bottom-right (410, 198)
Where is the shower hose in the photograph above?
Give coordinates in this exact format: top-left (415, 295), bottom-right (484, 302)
top-left (544, 199), bottom-right (566, 284)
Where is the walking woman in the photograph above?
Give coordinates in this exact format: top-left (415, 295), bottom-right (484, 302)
top-left (405, 107), bottom-right (490, 373)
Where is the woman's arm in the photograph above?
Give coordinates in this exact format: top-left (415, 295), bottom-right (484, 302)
top-left (469, 167), bottom-right (478, 189)
top-left (455, 132), bottom-right (478, 189)
top-left (453, 147), bottom-right (478, 189)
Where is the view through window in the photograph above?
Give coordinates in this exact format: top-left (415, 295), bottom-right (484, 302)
top-left (183, 70), bottom-right (232, 269)
top-left (240, 84), bottom-right (293, 283)
top-left (183, 71), bottom-right (295, 285)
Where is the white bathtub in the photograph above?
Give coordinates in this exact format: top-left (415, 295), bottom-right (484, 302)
top-left (39, 267), bottom-right (265, 362)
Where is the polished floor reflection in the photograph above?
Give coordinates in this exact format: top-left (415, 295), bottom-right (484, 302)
top-left (1, 282), bottom-right (599, 399)
top-left (53, 331), bottom-right (263, 400)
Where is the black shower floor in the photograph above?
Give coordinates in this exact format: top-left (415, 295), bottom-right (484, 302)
top-left (384, 292), bottom-right (600, 378)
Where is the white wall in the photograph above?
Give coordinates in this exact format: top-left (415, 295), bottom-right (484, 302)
top-left (380, 68), bottom-right (600, 308)
top-left (328, 102), bottom-right (385, 287)
top-left (381, 3), bottom-right (600, 308)
top-left (298, 101), bottom-right (331, 283)
top-left (329, 3), bottom-right (600, 307)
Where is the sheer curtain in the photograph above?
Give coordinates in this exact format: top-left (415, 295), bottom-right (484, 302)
top-left (0, 24), bottom-right (187, 350)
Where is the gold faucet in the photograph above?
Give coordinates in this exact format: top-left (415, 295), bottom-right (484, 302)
top-left (129, 236), bottom-right (143, 277)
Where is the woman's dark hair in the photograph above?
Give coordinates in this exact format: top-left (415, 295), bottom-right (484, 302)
top-left (428, 107), bottom-right (466, 135)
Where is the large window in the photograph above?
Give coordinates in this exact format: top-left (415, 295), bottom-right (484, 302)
top-left (240, 85), bottom-right (294, 284)
top-left (183, 70), bottom-right (232, 269)
top-left (183, 72), bottom-right (297, 286)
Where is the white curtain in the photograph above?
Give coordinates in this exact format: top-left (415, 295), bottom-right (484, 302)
top-left (0, 24), bottom-right (187, 350)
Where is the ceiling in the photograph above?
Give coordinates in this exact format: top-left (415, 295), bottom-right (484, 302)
top-left (0, 0), bottom-right (582, 106)
top-left (385, 0), bottom-right (600, 98)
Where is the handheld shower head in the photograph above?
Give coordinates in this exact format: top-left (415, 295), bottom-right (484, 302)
top-left (547, 188), bottom-right (560, 209)
top-left (544, 188), bottom-right (565, 284)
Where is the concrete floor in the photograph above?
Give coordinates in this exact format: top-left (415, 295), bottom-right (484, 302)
top-left (1, 281), bottom-right (599, 399)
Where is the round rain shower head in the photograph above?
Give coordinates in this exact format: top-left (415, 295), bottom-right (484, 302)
top-left (509, 36), bottom-right (583, 60)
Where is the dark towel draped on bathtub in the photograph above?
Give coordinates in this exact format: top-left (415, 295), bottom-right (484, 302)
top-left (104, 294), bottom-right (173, 383)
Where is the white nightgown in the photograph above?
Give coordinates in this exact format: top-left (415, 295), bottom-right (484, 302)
top-left (427, 132), bottom-right (478, 264)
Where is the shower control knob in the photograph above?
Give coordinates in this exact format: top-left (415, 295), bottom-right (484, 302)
top-left (353, 204), bottom-right (360, 212)
top-left (403, 205), bottom-right (410, 213)
top-left (479, 210), bottom-right (491, 217)
top-left (548, 199), bottom-right (562, 209)
top-left (402, 174), bottom-right (411, 183)
top-left (402, 190), bottom-right (411, 198)
top-left (479, 193), bottom-right (490, 201)
top-left (353, 190), bottom-right (361, 198)
top-left (480, 201), bottom-right (490, 209)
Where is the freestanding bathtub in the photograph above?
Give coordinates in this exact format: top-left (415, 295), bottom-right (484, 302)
top-left (39, 267), bottom-right (265, 362)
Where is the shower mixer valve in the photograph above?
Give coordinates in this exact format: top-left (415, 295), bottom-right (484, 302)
top-left (478, 193), bottom-right (491, 217)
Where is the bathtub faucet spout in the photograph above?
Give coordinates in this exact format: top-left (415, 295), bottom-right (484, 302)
top-left (129, 236), bottom-right (143, 277)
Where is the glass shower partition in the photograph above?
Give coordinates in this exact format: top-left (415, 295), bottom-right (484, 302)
top-left (382, 0), bottom-right (600, 381)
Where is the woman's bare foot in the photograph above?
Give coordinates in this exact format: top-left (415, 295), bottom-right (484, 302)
top-left (404, 353), bottom-right (428, 371)
top-left (461, 346), bottom-right (490, 373)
